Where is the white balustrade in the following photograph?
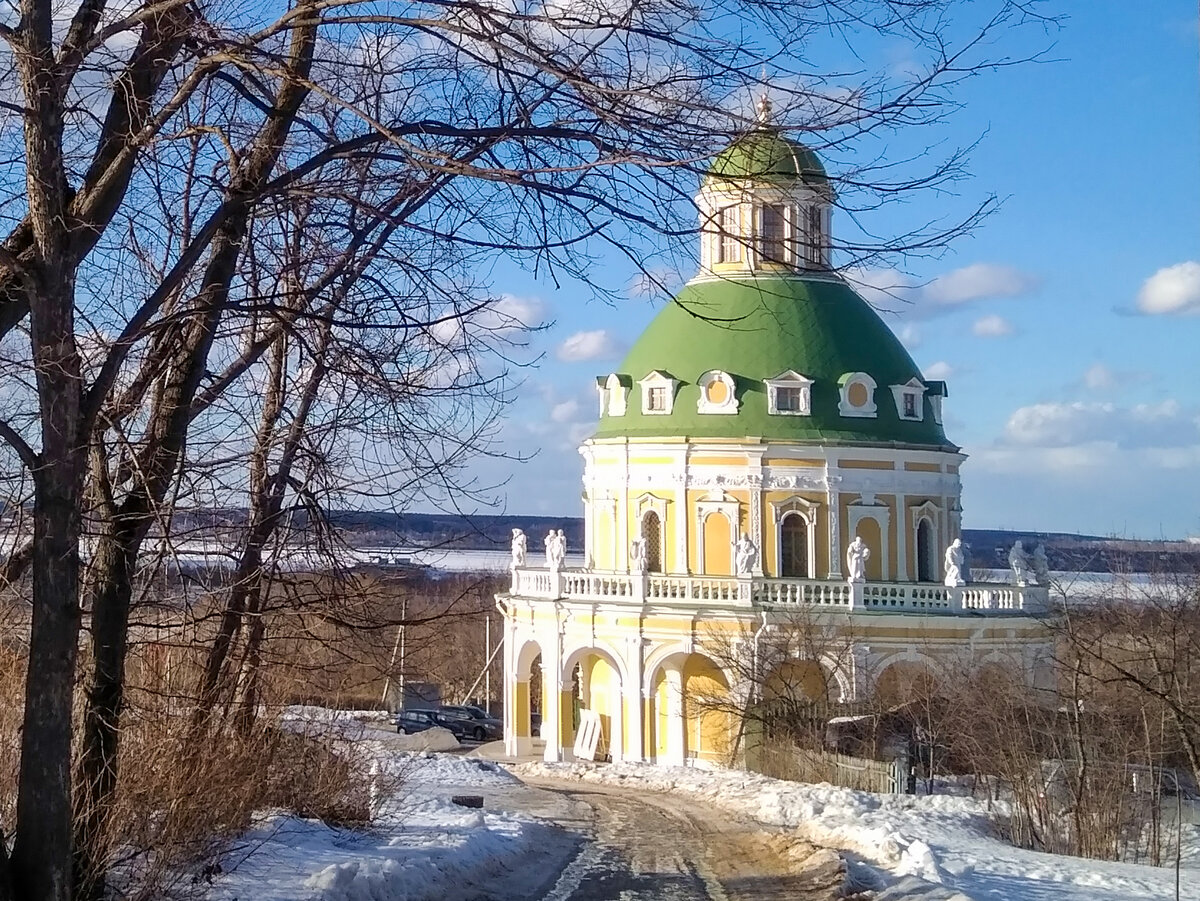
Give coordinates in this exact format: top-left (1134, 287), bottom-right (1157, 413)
top-left (509, 566), bottom-right (1051, 616)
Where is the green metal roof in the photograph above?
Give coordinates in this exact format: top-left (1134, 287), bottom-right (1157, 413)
top-left (706, 129), bottom-right (828, 186)
top-left (592, 275), bottom-right (955, 448)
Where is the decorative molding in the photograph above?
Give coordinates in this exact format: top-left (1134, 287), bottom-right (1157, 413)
top-left (890, 378), bottom-right (926, 422)
top-left (697, 370), bottom-right (740, 414)
top-left (763, 370), bottom-right (813, 416)
top-left (637, 370), bottom-right (678, 415)
top-left (838, 372), bottom-right (878, 418)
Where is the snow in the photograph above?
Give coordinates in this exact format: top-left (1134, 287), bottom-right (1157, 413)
top-left (204, 729), bottom-right (537, 901)
top-left (199, 707), bottom-right (1200, 901)
top-left (515, 760), bottom-right (1200, 901)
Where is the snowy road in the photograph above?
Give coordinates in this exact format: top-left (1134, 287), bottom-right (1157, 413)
top-left (492, 778), bottom-right (847, 901)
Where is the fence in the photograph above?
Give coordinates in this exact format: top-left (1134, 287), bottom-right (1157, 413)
top-left (754, 741), bottom-right (910, 794)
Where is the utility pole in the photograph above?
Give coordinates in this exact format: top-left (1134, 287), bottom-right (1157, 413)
top-left (485, 614), bottom-right (491, 714)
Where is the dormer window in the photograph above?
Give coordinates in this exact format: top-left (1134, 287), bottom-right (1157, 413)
top-left (764, 370), bottom-right (813, 416)
top-left (638, 371), bottom-right (677, 415)
top-left (890, 378), bottom-right (925, 422)
top-left (838, 372), bottom-right (877, 418)
top-left (697, 370), bottom-right (739, 414)
top-left (598, 373), bottom-right (629, 416)
top-left (925, 380), bottom-right (948, 424)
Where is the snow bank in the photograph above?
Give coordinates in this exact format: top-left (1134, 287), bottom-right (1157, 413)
top-left (515, 760), bottom-right (1199, 901)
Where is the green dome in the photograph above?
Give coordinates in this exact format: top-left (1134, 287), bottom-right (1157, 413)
top-left (593, 275), bottom-right (953, 448)
top-left (706, 129), bottom-right (827, 186)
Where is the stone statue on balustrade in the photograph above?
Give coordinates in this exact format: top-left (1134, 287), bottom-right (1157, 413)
top-left (1032, 543), bottom-right (1050, 586)
top-left (544, 529), bottom-right (566, 574)
top-left (510, 528), bottom-right (527, 569)
top-left (734, 534), bottom-right (758, 576)
top-left (1008, 540), bottom-right (1032, 587)
top-left (630, 537), bottom-right (648, 575)
top-left (943, 538), bottom-right (965, 588)
top-left (845, 536), bottom-right (870, 584)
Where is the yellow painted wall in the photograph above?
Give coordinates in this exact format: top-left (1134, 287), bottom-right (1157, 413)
top-left (904, 462), bottom-right (941, 472)
top-left (855, 517), bottom-right (884, 581)
top-left (703, 512), bottom-right (733, 575)
top-left (838, 459), bottom-right (895, 470)
top-left (595, 508), bottom-right (615, 571)
top-left (684, 655), bottom-right (731, 763)
top-left (586, 655), bottom-right (617, 759)
top-left (514, 680), bottom-right (530, 738)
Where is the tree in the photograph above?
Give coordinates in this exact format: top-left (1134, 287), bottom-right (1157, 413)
top-left (0, 2), bottom-right (1054, 897)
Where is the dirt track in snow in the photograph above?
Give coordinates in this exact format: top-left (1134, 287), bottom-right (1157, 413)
top-left (485, 777), bottom-right (848, 901)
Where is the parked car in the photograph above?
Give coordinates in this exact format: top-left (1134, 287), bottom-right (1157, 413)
top-left (437, 704), bottom-right (503, 742)
top-left (395, 708), bottom-right (469, 740)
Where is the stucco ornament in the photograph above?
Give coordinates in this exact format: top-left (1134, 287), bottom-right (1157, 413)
top-left (734, 533), bottom-right (758, 576)
top-left (1032, 543), bottom-right (1050, 586)
top-left (943, 538), bottom-right (965, 587)
top-left (630, 537), bottom-right (648, 574)
top-left (845, 536), bottom-right (870, 583)
top-left (1008, 541), bottom-right (1032, 587)
top-left (510, 528), bottom-right (527, 569)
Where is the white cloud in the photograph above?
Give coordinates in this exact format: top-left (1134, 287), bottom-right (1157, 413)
top-left (923, 361), bottom-right (954, 380)
top-left (895, 323), bottom-right (921, 349)
top-left (1082, 363), bottom-right (1116, 392)
top-left (556, 329), bottom-right (624, 363)
top-left (972, 314), bottom-right (1014, 338)
top-left (1001, 400), bottom-right (1198, 450)
top-left (431, 293), bottom-right (547, 345)
top-left (549, 399), bottom-right (581, 423)
top-left (923, 263), bottom-right (1039, 309)
top-left (847, 263), bottom-right (1037, 319)
top-left (1136, 261), bottom-right (1200, 315)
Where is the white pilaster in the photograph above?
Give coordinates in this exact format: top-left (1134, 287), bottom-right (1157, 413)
top-left (665, 666), bottom-right (686, 766)
top-left (624, 635), bottom-right (645, 761)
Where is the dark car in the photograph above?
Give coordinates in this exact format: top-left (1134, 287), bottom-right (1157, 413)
top-left (437, 704), bottom-right (503, 742)
top-left (394, 708), bottom-right (469, 741)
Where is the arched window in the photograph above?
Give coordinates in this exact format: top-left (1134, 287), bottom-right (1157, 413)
top-left (642, 511), bottom-right (663, 573)
top-left (718, 205), bottom-right (741, 263)
top-left (916, 518), bottom-right (935, 582)
top-left (780, 514), bottom-right (809, 578)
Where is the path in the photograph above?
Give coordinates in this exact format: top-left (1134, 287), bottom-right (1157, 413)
top-left (486, 777), bottom-right (848, 901)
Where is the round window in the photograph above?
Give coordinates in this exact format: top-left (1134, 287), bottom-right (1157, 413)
top-left (847, 381), bottom-right (869, 407)
top-left (705, 379), bottom-right (729, 405)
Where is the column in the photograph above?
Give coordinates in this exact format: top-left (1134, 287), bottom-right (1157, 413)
top-left (541, 630), bottom-right (564, 762)
top-left (665, 665), bottom-right (686, 766)
top-left (503, 617), bottom-right (518, 757)
top-left (826, 471), bottom-right (843, 578)
top-left (896, 494), bottom-right (909, 581)
top-left (624, 636), bottom-right (645, 762)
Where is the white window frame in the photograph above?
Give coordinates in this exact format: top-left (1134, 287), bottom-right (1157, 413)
top-left (837, 372), bottom-right (878, 418)
top-left (757, 202), bottom-right (790, 266)
top-left (718, 205), bottom-right (742, 263)
top-left (890, 378), bottom-right (926, 422)
top-left (771, 495), bottom-right (819, 579)
top-left (695, 490), bottom-right (741, 576)
top-left (638, 371), bottom-right (677, 415)
top-left (764, 370), bottom-right (813, 416)
top-left (696, 369), bottom-right (739, 414)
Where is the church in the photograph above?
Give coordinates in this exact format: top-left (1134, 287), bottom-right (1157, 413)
top-left (498, 100), bottom-right (1053, 766)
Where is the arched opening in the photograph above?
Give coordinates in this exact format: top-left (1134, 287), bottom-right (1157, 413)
top-left (647, 652), bottom-right (732, 765)
top-left (702, 511), bottom-right (732, 575)
top-left (916, 518), bottom-right (935, 582)
top-left (560, 647), bottom-right (627, 762)
top-left (512, 641), bottom-right (545, 752)
top-left (855, 518), bottom-right (884, 581)
top-left (760, 658), bottom-right (840, 748)
top-left (875, 660), bottom-right (938, 708)
top-left (642, 510), bottom-right (663, 573)
top-left (780, 513), bottom-right (809, 578)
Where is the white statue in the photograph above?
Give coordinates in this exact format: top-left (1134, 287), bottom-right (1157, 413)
top-left (630, 537), bottom-right (647, 574)
top-left (1009, 540), bottom-right (1032, 587)
top-left (510, 528), bottom-right (527, 569)
top-left (845, 536), bottom-right (870, 584)
top-left (943, 538), bottom-right (965, 587)
top-left (1032, 543), bottom-right (1050, 586)
top-left (734, 533), bottom-right (758, 576)
top-left (547, 528), bottom-right (567, 574)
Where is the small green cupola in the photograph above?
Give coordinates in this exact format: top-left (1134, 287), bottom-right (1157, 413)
top-left (696, 96), bottom-right (835, 274)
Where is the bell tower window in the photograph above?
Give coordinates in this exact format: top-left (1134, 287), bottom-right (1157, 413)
top-left (759, 203), bottom-right (789, 264)
top-left (804, 205), bottom-right (825, 268)
top-left (718, 205), bottom-right (742, 263)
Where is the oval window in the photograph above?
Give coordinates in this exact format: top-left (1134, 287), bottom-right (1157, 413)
top-left (847, 381), bottom-right (869, 407)
top-left (705, 380), bottom-right (729, 405)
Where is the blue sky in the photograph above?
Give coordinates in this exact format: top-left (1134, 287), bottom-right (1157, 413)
top-left (458, 3), bottom-right (1200, 540)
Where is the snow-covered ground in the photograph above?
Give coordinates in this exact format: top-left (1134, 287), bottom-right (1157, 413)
top-left (517, 760), bottom-right (1200, 901)
top-left (198, 708), bottom-right (1200, 901)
